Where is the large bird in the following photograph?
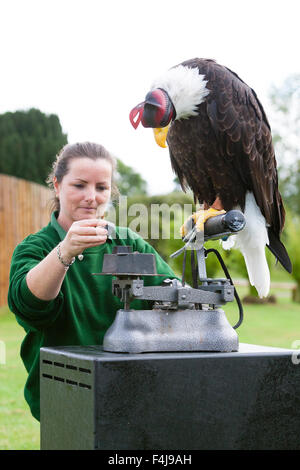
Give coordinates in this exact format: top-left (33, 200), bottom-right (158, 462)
top-left (129, 58), bottom-right (292, 298)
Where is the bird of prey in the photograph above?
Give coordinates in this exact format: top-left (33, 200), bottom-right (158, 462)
top-left (129, 58), bottom-right (292, 297)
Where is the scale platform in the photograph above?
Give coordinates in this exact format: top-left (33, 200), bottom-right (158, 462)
top-left (40, 343), bottom-right (300, 450)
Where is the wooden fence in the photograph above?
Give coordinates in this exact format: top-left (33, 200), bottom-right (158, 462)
top-left (0, 174), bottom-right (52, 306)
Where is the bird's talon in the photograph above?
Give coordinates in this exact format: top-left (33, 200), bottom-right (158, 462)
top-left (180, 208), bottom-right (226, 238)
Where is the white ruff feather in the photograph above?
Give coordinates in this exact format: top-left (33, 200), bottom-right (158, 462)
top-left (221, 192), bottom-right (270, 298)
top-left (150, 65), bottom-right (210, 120)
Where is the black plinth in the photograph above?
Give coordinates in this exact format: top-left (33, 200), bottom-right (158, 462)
top-left (40, 344), bottom-right (300, 450)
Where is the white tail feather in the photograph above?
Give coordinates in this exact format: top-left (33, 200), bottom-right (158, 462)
top-left (221, 192), bottom-right (270, 298)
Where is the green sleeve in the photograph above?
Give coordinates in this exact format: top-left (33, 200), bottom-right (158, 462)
top-left (8, 240), bottom-right (64, 331)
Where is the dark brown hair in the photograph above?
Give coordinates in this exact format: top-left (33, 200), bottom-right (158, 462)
top-left (47, 142), bottom-right (119, 213)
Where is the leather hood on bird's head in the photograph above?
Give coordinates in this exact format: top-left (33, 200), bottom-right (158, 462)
top-left (129, 88), bottom-right (176, 129)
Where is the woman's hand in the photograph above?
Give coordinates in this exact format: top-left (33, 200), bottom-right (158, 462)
top-left (26, 219), bottom-right (110, 301)
top-left (59, 218), bottom-right (108, 261)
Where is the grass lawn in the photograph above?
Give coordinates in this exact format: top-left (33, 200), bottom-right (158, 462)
top-left (1, 285), bottom-right (300, 451)
top-left (226, 286), bottom-right (300, 349)
top-left (0, 306), bottom-right (40, 450)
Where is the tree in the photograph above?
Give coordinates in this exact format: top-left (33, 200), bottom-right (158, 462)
top-left (0, 108), bottom-right (67, 185)
top-left (265, 75), bottom-right (300, 302)
top-left (269, 74), bottom-right (300, 215)
top-left (115, 159), bottom-right (148, 196)
top-left (284, 211), bottom-right (300, 302)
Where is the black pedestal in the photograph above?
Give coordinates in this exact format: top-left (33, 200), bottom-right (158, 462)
top-left (40, 344), bottom-right (300, 450)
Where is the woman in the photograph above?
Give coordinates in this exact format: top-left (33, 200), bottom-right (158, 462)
top-left (8, 142), bottom-right (177, 422)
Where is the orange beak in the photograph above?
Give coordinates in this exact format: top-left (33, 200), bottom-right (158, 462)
top-left (153, 124), bottom-right (170, 148)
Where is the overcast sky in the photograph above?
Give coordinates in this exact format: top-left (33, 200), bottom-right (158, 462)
top-left (0, 0), bottom-right (299, 194)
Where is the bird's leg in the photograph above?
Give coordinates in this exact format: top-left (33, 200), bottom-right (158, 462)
top-left (210, 196), bottom-right (224, 211)
top-left (180, 197), bottom-right (226, 238)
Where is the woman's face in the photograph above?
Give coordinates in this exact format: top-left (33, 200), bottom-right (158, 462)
top-left (54, 157), bottom-right (112, 230)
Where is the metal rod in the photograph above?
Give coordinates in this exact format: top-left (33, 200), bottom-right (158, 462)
top-left (196, 247), bottom-right (207, 281)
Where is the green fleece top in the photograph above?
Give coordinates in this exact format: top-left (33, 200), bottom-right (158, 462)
top-left (8, 213), bottom-right (177, 421)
